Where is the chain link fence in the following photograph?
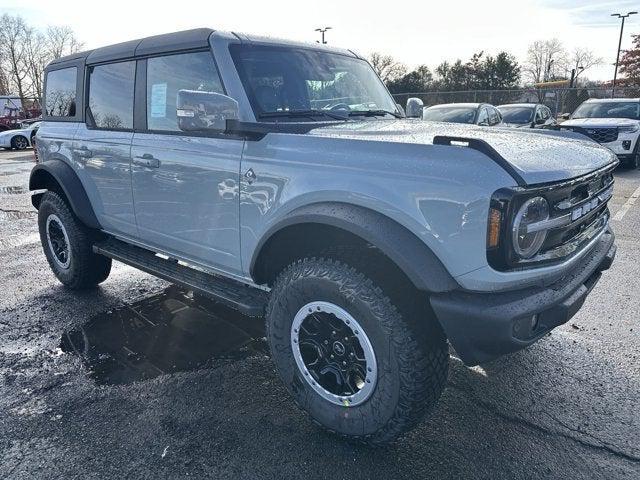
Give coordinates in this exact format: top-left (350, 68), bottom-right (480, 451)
top-left (392, 86), bottom-right (640, 119)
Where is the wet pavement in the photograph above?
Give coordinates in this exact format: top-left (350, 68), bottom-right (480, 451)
top-left (60, 286), bottom-right (268, 385)
top-left (0, 148), bottom-right (639, 479)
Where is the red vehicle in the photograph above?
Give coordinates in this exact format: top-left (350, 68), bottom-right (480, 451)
top-left (0, 96), bottom-right (42, 131)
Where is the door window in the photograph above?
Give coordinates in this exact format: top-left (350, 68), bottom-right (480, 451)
top-left (146, 51), bottom-right (224, 132)
top-left (477, 108), bottom-right (489, 125)
top-left (488, 107), bottom-right (501, 125)
top-left (45, 67), bottom-right (77, 117)
top-left (88, 61), bottom-right (135, 129)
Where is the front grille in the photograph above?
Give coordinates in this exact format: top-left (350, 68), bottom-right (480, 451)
top-left (562, 126), bottom-right (618, 144)
top-left (526, 168), bottom-right (614, 264)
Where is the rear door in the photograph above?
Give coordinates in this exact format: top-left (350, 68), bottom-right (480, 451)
top-left (130, 51), bottom-right (244, 275)
top-left (73, 61), bottom-right (137, 236)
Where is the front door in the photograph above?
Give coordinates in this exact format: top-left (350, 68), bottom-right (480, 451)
top-left (131, 51), bottom-right (244, 275)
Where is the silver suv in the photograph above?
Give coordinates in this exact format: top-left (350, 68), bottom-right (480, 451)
top-left (31, 28), bottom-right (617, 444)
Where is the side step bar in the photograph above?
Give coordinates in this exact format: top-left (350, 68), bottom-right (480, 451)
top-left (93, 238), bottom-right (268, 316)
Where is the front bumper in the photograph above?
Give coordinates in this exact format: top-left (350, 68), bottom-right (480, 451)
top-left (430, 230), bottom-right (616, 366)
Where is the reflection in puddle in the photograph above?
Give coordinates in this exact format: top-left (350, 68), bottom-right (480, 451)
top-left (61, 286), bottom-right (268, 385)
top-left (0, 210), bottom-right (36, 220)
top-left (0, 186), bottom-right (27, 194)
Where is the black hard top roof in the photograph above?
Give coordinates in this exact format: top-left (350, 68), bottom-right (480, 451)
top-left (47, 28), bottom-right (215, 68)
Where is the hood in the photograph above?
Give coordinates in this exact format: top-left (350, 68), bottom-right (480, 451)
top-left (308, 119), bottom-right (616, 185)
top-left (561, 117), bottom-right (640, 128)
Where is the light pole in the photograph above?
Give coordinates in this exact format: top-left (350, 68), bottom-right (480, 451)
top-left (315, 27), bottom-right (331, 44)
top-left (611, 11), bottom-right (637, 97)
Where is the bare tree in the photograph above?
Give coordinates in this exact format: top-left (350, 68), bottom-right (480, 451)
top-left (0, 14), bottom-right (30, 102)
top-left (0, 15), bottom-right (83, 104)
top-left (524, 39), bottom-right (567, 85)
top-left (46, 25), bottom-right (84, 60)
top-left (566, 48), bottom-right (602, 84)
top-left (369, 52), bottom-right (407, 84)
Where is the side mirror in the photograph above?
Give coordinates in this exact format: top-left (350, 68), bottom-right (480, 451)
top-left (176, 90), bottom-right (239, 132)
top-left (560, 113), bottom-right (570, 121)
top-left (535, 117), bottom-right (546, 125)
top-left (406, 97), bottom-right (424, 118)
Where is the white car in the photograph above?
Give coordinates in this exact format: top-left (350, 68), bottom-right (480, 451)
top-left (560, 98), bottom-right (640, 168)
top-left (0, 121), bottom-right (40, 150)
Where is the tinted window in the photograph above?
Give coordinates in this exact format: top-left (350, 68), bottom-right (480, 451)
top-left (88, 61), bottom-right (135, 129)
top-left (477, 108), bottom-right (489, 125)
top-left (500, 106), bottom-right (533, 124)
top-left (230, 44), bottom-right (399, 118)
top-left (423, 106), bottom-right (477, 124)
top-left (146, 52), bottom-right (224, 132)
top-left (572, 102), bottom-right (640, 120)
top-left (488, 107), bottom-right (500, 125)
top-left (45, 67), bottom-right (77, 117)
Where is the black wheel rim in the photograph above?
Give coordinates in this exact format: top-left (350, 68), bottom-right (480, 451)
top-left (46, 214), bottom-right (71, 269)
top-left (291, 302), bottom-right (377, 406)
top-left (14, 137), bottom-right (27, 149)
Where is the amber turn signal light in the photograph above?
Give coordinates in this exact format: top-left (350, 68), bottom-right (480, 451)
top-left (487, 208), bottom-right (502, 248)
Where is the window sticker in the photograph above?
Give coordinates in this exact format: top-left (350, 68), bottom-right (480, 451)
top-left (150, 83), bottom-right (167, 118)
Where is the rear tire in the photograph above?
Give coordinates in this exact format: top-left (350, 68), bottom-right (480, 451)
top-left (11, 135), bottom-right (28, 150)
top-left (266, 256), bottom-right (448, 445)
top-left (38, 191), bottom-right (111, 289)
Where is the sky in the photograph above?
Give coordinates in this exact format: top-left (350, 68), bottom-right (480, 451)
top-left (1, 0), bottom-right (639, 82)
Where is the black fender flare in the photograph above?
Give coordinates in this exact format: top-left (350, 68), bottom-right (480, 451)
top-left (29, 159), bottom-right (101, 229)
top-left (251, 202), bottom-right (458, 293)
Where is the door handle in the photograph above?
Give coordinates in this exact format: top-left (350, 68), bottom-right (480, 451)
top-left (133, 153), bottom-right (160, 168)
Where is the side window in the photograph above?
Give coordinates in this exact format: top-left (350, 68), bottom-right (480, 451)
top-left (146, 51), bottom-right (224, 132)
top-left (88, 61), bottom-right (135, 130)
top-left (535, 107), bottom-right (544, 121)
top-left (489, 107), bottom-right (501, 125)
top-left (477, 108), bottom-right (489, 125)
top-left (45, 67), bottom-right (77, 117)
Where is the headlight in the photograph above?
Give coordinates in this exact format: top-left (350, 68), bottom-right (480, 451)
top-left (619, 124), bottom-right (639, 134)
top-left (511, 197), bottom-right (549, 259)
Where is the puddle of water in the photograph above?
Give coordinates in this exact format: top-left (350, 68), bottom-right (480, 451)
top-left (61, 285), bottom-right (268, 385)
top-left (0, 186), bottom-right (27, 194)
top-left (0, 210), bottom-right (36, 220)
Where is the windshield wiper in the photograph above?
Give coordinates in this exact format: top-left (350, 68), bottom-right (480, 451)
top-left (348, 109), bottom-right (403, 119)
top-left (258, 110), bottom-right (349, 121)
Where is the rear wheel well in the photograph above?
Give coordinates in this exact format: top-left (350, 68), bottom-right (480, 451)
top-left (30, 170), bottom-right (68, 209)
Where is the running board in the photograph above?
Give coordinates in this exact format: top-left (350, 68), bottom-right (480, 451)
top-left (93, 238), bottom-right (267, 316)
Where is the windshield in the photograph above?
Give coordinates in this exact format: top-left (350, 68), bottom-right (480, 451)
top-left (572, 102), bottom-right (640, 120)
top-left (499, 106), bottom-right (534, 124)
top-left (230, 44), bottom-right (399, 120)
top-left (423, 106), bottom-right (477, 124)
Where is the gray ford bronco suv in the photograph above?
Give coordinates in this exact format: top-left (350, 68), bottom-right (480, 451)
top-left (32, 28), bottom-right (617, 444)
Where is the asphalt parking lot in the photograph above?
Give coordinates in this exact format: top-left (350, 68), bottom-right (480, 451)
top-left (0, 148), bottom-right (638, 479)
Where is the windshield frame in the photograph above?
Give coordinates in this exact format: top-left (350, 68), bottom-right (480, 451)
top-left (229, 43), bottom-right (400, 121)
top-left (571, 101), bottom-right (640, 120)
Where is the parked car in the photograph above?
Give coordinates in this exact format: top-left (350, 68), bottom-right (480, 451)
top-left (423, 102), bottom-right (503, 126)
top-left (0, 121), bottom-right (40, 150)
top-left (560, 98), bottom-right (640, 168)
top-left (498, 103), bottom-right (556, 129)
top-left (31, 28), bottom-right (617, 445)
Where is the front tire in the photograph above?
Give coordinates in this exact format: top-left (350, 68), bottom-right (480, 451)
top-left (266, 257), bottom-right (448, 445)
top-left (38, 191), bottom-right (111, 289)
